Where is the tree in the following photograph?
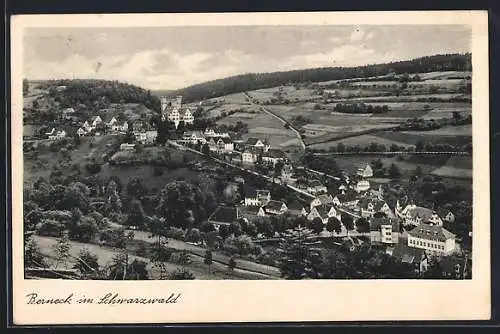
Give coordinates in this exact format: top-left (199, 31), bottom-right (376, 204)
top-left (356, 217), bottom-right (370, 233)
top-left (127, 198), bottom-right (146, 228)
top-left (24, 237), bottom-right (46, 268)
top-left (309, 217), bottom-right (325, 234)
top-left (342, 214), bottom-right (355, 235)
top-left (218, 224), bottom-right (230, 239)
top-left (204, 250), bottom-right (213, 274)
top-left (185, 228), bottom-right (202, 243)
top-left (201, 143), bottom-right (211, 156)
top-left (326, 217), bottom-right (342, 235)
top-left (73, 248), bottom-right (99, 278)
top-left (415, 141), bottom-right (424, 152)
top-left (169, 268), bottom-right (195, 280)
top-left (126, 178), bottom-right (147, 199)
top-left (52, 233), bottom-right (72, 269)
top-left (388, 163), bottom-right (402, 179)
top-left (228, 257), bottom-right (237, 271)
top-left (277, 226), bottom-right (323, 279)
top-left (229, 221), bottom-right (242, 237)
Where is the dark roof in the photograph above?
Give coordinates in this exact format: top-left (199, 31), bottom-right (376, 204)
top-left (245, 137), bottom-right (261, 146)
top-left (389, 245), bottom-right (426, 264)
top-left (312, 204), bottom-right (333, 218)
top-left (408, 223), bottom-right (455, 242)
top-left (374, 200), bottom-right (388, 211)
top-left (288, 200), bottom-right (305, 211)
top-left (337, 190), bottom-right (358, 202)
top-left (369, 216), bottom-right (399, 232)
top-left (263, 200), bottom-right (286, 212)
top-left (208, 205), bottom-right (239, 224)
top-left (243, 147), bottom-right (263, 155)
top-left (218, 137), bottom-right (233, 144)
top-left (315, 194), bottom-right (333, 205)
top-left (263, 149), bottom-right (287, 159)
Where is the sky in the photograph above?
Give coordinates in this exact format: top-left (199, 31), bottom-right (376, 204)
top-left (23, 25), bottom-right (471, 91)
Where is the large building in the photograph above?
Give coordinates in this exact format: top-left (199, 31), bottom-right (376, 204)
top-left (160, 96), bottom-right (194, 128)
top-left (407, 223), bottom-right (456, 255)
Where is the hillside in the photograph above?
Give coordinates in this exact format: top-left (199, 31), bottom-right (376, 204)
top-left (25, 79), bottom-right (161, 112)
top-left (23, 79), bottom-right (161, 126)
top-left (163, 53), bottom-right (471, 102)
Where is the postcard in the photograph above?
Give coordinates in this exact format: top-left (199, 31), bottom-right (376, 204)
top-left (10, 10), bottom-right (490, 324)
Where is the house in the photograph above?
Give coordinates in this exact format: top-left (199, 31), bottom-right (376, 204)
top-left (208, 205), bottom-right (239, 230)
top-left (181, 131), bottom-right (206, 145)
top-left (132, 121), bottom-right (145, 135)
top-left (287, 200), bottom-right (308, 216)
top-left (62, 107), bottom-right (75, 118)
top-left (48, 129), bottom-right (67, 140)
top-left (337, 190), bottom-right (360, 208)
top-left (112, 121), bottom-right (129, 133)
top-left (258, 200), bottom-right (288, 216)
top-left (216, 137), bottom-right (234, 154)
top-left (180, 108), bottom-right (194, 125)
top-left (438, 209), bottom-right (456, 224)
top-left (307, 204), bottom-right (341, 224)
top-left (369, 216), bottom-right (400, 245)
top-left (242, 147), bottom-right (262, 164)
top-left (396, 202), bottom-right (443, 226)
top-left (386, 244), bottom-right (429, 274)
top-left (243, 186), bottom-right (271, 206)
top-left (107, 117), bottom-right (118, 127)
top-left (229, 151), bottom-right (243, 164)
top-left (407, 223), bottom-right (456, 255)
top-left (358, 198), bottom-right (392, 218)
top-left (332, 195), bottom-right (342, 206)
top-left (262, 149), bottom-right (287, 166)
top-left (207, 138), bottom-right (218, 152)
top-left (92, 116), bottom-right (103, 127)
top-left (76, 127), bottom-right (86, 137)
top-left (82, 121), bottom-right (92, 132)
top-left (120, 143), bottom-right (136, 151)
top-left (354, 180), bottom-right (370, 193)
top-left (245, 137), bottom-right (270, 152)
top-left (204, 128), bottom-right (230, 138)
top-left (356, 164), bottom-right (373, 178)
top-left (310, 194), bottom-right (334, 209)
top-left (281, 163), bottom-right (295, 183)
top-left (306, 180), bottom-right (328, 195)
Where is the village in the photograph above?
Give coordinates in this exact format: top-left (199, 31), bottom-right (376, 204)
top-left (27, 92), bottom-right (471, 280)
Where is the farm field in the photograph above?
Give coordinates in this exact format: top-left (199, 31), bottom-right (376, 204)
top-left (248, 86), bottom-right (320, 102)
top-left (372, 130), bottom-right (472, 147)
top-left (343, 93), bottom-right (470, 103)
top-left (218, 111), bottom-right (299, 148)
top-left (430, 155), bottom-right (473, 179)
top-left (203, 103), bottom-right (260, 118)
top-left (331, 154), bottom-right (471, 179)
top-left (402, 124), bottom-right (472, 136)
top-left (308, 134), bottom-right (415, 151)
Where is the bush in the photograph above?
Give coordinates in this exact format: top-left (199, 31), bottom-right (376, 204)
top-left (36, 219), bottom-right (65, 237)
top-left (85, 163), bottom-right (101, 174)
top-left (165, 227), bottom-right (185, 240)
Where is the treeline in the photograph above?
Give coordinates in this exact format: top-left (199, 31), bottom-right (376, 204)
top-left (333, 103), bottom-right (389, 114)
top-left (307, 140), bottom-right (472, 154)
top-left (169, 54), bottom-right (471, 102)
top-left (35, 79), bottom-right (161, 112)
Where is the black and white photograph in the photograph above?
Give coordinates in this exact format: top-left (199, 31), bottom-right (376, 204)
top-left (11, 10), bottom-right (491, 325)
top-left (20, 23), bottom-right (477, 281)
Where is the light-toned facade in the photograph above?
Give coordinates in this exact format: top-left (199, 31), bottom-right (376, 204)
top-left (356, 164), bottom-right (373, 178)
top-left (407, 223), bottom-right (456, 255)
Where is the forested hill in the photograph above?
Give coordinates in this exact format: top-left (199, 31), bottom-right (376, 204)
top-left (166, 53), bottom-right (471, 102)
top-left (29, 79), bottom-right (161, 112)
